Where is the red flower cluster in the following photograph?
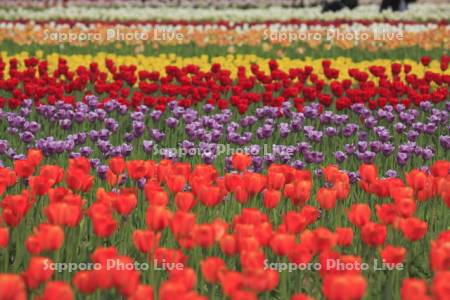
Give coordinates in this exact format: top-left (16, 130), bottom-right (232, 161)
top-left (0, 152), bottom-right (449, 299)
top-left (1, 56), bottom-right (449, 112)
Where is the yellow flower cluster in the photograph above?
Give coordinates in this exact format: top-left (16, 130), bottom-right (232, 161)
top-left (2, 52), bottom-right (448, 82)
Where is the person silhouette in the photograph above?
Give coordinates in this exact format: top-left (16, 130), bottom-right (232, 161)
top-left (380, 0), bottom-right (414, 12)
top-left (322, 0), bottom-right (359, 12)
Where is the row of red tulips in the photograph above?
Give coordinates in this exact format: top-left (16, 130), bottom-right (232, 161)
top-left (1, 57), bottom-right (449, 112)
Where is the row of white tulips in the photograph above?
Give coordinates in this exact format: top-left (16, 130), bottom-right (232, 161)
top-left (0, 4), bottom-right (448, 22)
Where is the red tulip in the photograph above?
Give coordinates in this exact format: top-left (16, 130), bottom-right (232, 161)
top-left (224, 173), bottom-right (243, 192)
top-left (39, 165), bottom-right (64, 185)
top-left (219, 271), bottom-right (244, 297)
top-left (133, 229), bottom-right (161, 253)
top-left (400, 217), bottom-right (428, 241)
top-left (66, 168), bottom-right (93, 192)
top-left (430, 160), bottom-right (450, 177)
top-left (127, 160), bottom-right (148, 180)
top-left (283, 211), bottom-right (308, 234)
top-left (14, 159), bottom-right (35, 178)
top-left (430, 230), bottom-right (450, 272)
top-left (243, 172), bottom-right (266, 195)
top-left (361, 222), bottom-right (387, 247)
top-left (36, 281), bottom-right (74, 300)
top-left (267, 171), bottom-right (286, 190)
top-left (347, 204), bottom-right (371, 227)
top-left (23, 257), bottom-right (54, 289)
top-left (1, 192), bottom-right (31, 227)
top-left (380, 245), bottom-right (406, 265)
top-left (128, 285), bottom-right (154, 300)
top-left (0, 274), bottom-right (27, 300)
top-left (201, 257), bottom-right (226, 284)
top-left (29, 176), bottom-right (53, 196)
top-left (263, 189), bottom-right (281, 209)
top-left (73, 271), bottom-right (96, 294)
top-left (220, 234), bottom-right (237, 256)
top-left (109, 156), bottom-right (126, 175)
top-left (420, 56), bottom-right (431, 66)
top-left (68, 157), bottom-right (91, 174)
top-left (45, 202), bottom-right (82, 227)
top-left (292, 293), bottom-right (314, 300)
top-left (193, 224), bottom-right (216, 248)
top-left (401, 278), bottom-right (430, 300)
top-left (394, 196), bottom-right (416, 218)
top-left (375, 203), bottom-right (397, 225)
top-left (323, 274), bottom-right (367, 300)
top-left (113, 190), bottom-right (137, 216)
top-left (270, 233), bottom-right (296, 256)
top-left (198, 185), bottom-right (222, 207)
top-left (335, 227), bottom-right (353, 247)
top-left (146, 205), bottom-right (172, 231)
top-left (234, 185), bottom-right (250, 204)
top-left (0, 227), bottom-right (9, 248)
top-left (170, 211), bottom-right (195, 239)
top-left (167, 175), bottom-right (186, 193)
top-left (316, 188), bottom-right (337, 210)
top-left (175, 192), bottom-right (197, 211)
top-left (432, 271), bottom-right (450, 300)
top-left (359, 164), bottom-right (378, 184)
top-left (26, 224), bottom-right (64, 254)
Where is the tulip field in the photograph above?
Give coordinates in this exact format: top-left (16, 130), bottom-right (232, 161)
top-left (0, 1), bottom-right (449, 300)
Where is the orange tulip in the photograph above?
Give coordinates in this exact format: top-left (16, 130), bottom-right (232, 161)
top-left (231, 153), bottom-right (252, 172)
